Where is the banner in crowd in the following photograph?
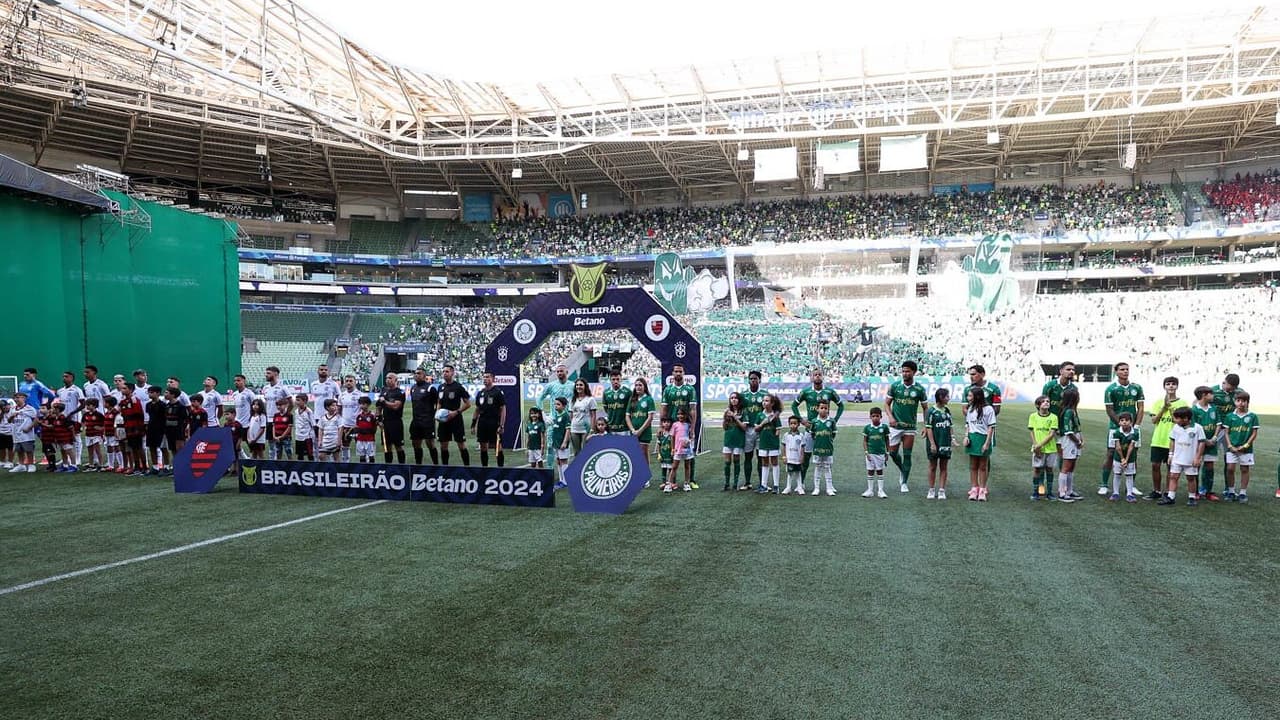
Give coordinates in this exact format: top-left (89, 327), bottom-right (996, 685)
top-left (238, 459), bottom-right (555, 507)
top-left (548, 192), bottom-right (576, 218)
top-left (816, 140), bottom-right (860, 175)
top-left (652, 252), bottom-right (729, 314)
top-left (563, 435), bottom-right (651, 515)
top-left (462, 193), bottom-right (493, 222)
top-left (761, 285), bottom-right (803, 319)
top-left (879, 133), bottom-right (928, 171)
top-left (958, 232), bottom-right (1020, 314)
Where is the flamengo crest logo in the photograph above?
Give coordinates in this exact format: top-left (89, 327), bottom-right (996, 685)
top-left (580, 448), bottom-right (632, 500)
top-left (191, 441), bottom-right (222, 479)
top-left (569, 262), bottom-right (607, 305)
top-left (645, 314), bottom-right (670, 342)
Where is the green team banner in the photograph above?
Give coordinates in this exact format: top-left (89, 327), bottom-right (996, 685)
top-left (962, 232), bottom-right (1020, 314)
top-left (652, 252), bottom-right (729, 314)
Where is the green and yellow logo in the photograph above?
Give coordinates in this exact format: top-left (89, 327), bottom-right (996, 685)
top-left (241, 464), bottom-right (257, 486)
top-left (569, 262), bottom-right (607, 305)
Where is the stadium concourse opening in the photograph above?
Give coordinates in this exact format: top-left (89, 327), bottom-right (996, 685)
top-left (484, 285), bottom-right (701, 451)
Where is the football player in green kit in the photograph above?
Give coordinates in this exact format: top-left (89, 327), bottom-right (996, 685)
top-left (886, 360), bottom-right (929, 494)
top-left (1098, 362), bottom-right (1144, 496)
top-left (791, 367), bottom-right (844, 487)
top-left (739, 370), bottom-right (769, 492)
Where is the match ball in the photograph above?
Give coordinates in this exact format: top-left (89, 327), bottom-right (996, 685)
top-left (435, 408), bottom-right (452, 422)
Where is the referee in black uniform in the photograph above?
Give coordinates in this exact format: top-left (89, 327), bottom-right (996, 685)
top-left (436, 364), bottom-right (472, 466)
top-left (472, 371), bottom-right (507, 467)
top-left (378, 371), bottom-right (406, 464)
top-left (409, 368), bottom-right (440, 464)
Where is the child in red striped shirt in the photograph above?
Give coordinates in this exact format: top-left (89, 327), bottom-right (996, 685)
top-left (81, 397), bottom-right (106, 471)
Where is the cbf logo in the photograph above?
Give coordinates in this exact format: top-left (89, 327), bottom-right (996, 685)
top-left (569, 262), bottom-right (607, 305)
top-left (581, 448), bottom-right (632, 499)
top-left (564, 435), bottom-right (650, 514)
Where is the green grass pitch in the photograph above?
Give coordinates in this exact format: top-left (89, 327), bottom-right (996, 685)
top-left (1, 407), bottom-right (1277, 720)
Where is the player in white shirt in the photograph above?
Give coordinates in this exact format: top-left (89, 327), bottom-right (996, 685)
top-left (310, 364), bottom-right (341, 413)
top-left (230, 374), bottom-right (257, 458)
top-left (261, 366), bottom-right (290, 408)
top-left (56, 371), bottom-right (87, 465)
top-left (82, 365), bottom-right (111, 407)
top-left (337, 374), bottom-right (362, 462)
top-left (164, 377), bottom-right (192, 407)
top-left (1162, 406), bottom-right (1207, 506)
top-left (109, 375), bottom-right (128, 405)
top-left (56, 371), bottom-right (86, 419)
top-left (201, 376), bottom-right (224, 426)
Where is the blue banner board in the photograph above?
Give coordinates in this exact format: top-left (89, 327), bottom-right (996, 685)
top-left (173, 427), bottom-right (237, 493)
top-left (238, 459), bottom-right (555, 508)
top-left (463, 193), bottom-right (494, 222)
top-left (563, 435), bottom-right (651, 515)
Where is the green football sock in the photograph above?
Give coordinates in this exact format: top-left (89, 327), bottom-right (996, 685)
top-left (1101, 464), bottom-right (1112, 488)
top-left (742, 455), bottom-right (754, 487)
top-left (900, 447), bottom-right (913, 482)
top-left (732, 456), bottom-right (740, 485)
top-left (888, 448), bottom-right (904, 471)
top-left (1200, 463), bottom-right (1214, 493)
top-left (723, 461), bottom-right (731, 486)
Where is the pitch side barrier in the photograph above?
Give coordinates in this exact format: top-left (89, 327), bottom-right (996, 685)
top-left (237, 459), bottom-right (555, 508)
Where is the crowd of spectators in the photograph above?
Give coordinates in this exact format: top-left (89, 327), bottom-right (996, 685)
top-left (820, 285), bottom-right (1279, 385)
top-left (462, 183), bottom-right (1178, 258)
top-left (1203, 171), bottom-right (1280, 224)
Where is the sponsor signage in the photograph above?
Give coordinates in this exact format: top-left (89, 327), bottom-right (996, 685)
top-left (238, 459), bottom-right (555, 508)
top-left (563, 435), bottom-right (651, 515)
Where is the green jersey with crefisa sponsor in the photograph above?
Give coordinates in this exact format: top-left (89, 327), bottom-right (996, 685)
top-left (1110, 427), bottom-right (1141, 462)
top-left (792, 386), bottom-right (844, 423)
top-left (1104, 381), bottom-right (1145, 429)
top-left (1041, 379), bottom-right (1077, 422)
top-left (550, 409), bottom-right (571, 450)
top-left (810, 417), bottom-right (837, 457)
top-left (602, 386), bottom-right (632, 432)
top-left (863, 423), bottom-right (889, 455)
top-left (887, 380), bottom-right (928, 429)
top-left (1191, 404), bottom-right (1221, 457)
top-left (526, 419), bottom-right (545, 451)
top-left (661, 383), bottom-right (697, 422)
top-left (1224, 411), bottom-right (1259, 452)
top-left (740, 388), bottom-right (769, 426)
top-left (657, 433), bottom-right (674, 464)
top-left (925, 406), bottom-right (953, 452)
top-left (1210, 385), bottom-right (1238, 421)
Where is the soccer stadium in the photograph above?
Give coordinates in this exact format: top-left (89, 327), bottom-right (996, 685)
top-left (2, 0), bottom-right (1279, 717)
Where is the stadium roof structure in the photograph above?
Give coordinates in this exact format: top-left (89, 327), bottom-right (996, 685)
top-left (3, 1), bottom-right (1280, 204)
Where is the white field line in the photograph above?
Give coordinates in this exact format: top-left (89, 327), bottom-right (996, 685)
top-left (0, 500), bottom-right (388, 596)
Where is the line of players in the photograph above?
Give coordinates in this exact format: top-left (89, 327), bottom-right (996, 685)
top-left (1037, 362), bottom-right (1265, 505)
top-left (1, 363), bottom-right (502, 474)
top-left (705, 362), bottom-right (1002, 499)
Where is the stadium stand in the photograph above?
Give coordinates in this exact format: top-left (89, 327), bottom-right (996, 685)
top-left (342, 218), bottom-right (410, 255)
top-left (453, 183), bottom-right (1180, 257)
top-left (241, 310), bottom-right (349, 343)
top-left (1203, 171), bottom-right (1280, 224)
top-left (241, 341), bottom-right (330, 385)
